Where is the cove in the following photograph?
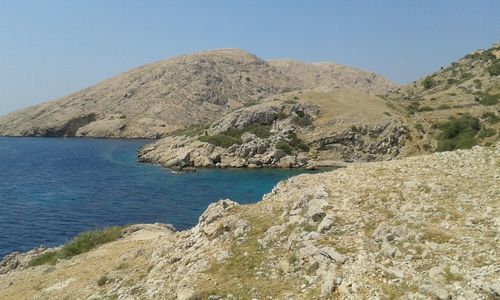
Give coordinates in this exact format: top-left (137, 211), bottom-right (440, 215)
top-left (0, 137), bottom-right (322, 259)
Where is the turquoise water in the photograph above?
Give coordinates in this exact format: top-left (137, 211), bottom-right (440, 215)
top-left (0, 137), bottom-right (321, 259)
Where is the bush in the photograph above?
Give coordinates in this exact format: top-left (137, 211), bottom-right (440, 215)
top-left (199, 134), bottom-right (241, 148)
top-left (482, 112), bottom-right (499, 124)
top-left (277, 112), bottom-right (288, 120)
top-left (59, 227), bottom-right (124, 259)
top-left (29, 251), bottom-right (58, 267)
top-left (487, 60), bottom-right (500, 76)
top-left (478, 93), bottom-right (499, 106)
top-left (288, 132), bottom-right (310, 152)
top-left (436, 115), bottom-right (480, 152)
top-left (222, 124), bottom-right (271, 139)
top-left (292, 115), bottom-right (312, 127)
top-left (97, 275), bottom-right (108, 286)
top-left (29, 226), bottom-right (124, 267)
top-left (438, 104), bottom-right (451, 110)
top-left (275, 140), bottom-right (293, 155)
top-left (477, 128), bottom-right (496, 139)
top-left (415, 123), bottom-right (424, 133)
top-left (422, 76), bottom-right (436, 89)
top-left (418, 106), bottom-right (434, 112)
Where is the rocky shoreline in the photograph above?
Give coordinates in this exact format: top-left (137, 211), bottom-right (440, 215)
top-left (1, 143), bottom-right (498, 299)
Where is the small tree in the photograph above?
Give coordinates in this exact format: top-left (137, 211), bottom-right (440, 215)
top-left (422, 76), bottom-right (436, 89)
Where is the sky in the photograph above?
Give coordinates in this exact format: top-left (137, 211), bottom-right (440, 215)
top-left (0, 1), bottom-right (499, 115)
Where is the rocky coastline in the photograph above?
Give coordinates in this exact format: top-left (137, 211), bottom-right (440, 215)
top-left (1, 143), bottom-right (498, 299)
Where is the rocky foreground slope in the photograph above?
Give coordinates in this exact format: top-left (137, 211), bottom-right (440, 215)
top-left (0, 49), bottom-right (395, 138)
top-left (1, 144), bottom-right (498, 299)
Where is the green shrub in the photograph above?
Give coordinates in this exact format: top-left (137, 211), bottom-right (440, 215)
top-left (292, 115), bottom-right (312, 127)
top-left (97, 275), bottom-right (108, 286)
top-left (59, 227), bottom-right (124, 259)
top-left (277, 112), bottom-right (288, 120)
top-left (478, 93), bottom-right (499, 106)
top-left (245, 124), bottom-right (272, 138)
top-left (276, 140), bottom-right (293, 155)
top-left (418, 106), bottom-right (434, 112)
top-left (415, 123), bottom-right (424, 132)
top-left (222, 124), bottom-right (271, 139)
top-left (487, 60), bottom-right (500, 76)
top-left (199, 134), bottom-right (241, 148)
top-left (283, 99), bottom-right (298, 104)
top-left (482, 112), bottom-right (499, 124)
top-left (29, 226), bottom-right (125, 267)
top-left (422, 76), bottom-right (436, 89)
top-left (288, 132), bottom-right (310, 152)
top-left (438, 104), bottom-right (451, 110)
top-left (406, 101), bottom-right (420, 114)
top-left (460, 72), bottom-right (473, 81)
top-left (436, 115), bottom-right (480, 152)
top-left (477, 128), bottom-right (496, 138)
top-left (447, 78), bottom-right (458, 85)
top-left (29, 251), bottom-right (59, 267)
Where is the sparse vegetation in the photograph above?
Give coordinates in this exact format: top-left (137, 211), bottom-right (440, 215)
top-left (29, 226), bottom-right (125, 267)
top-left (477, 128), bottom-right (496, 139)
top-left (199, 134), bottom-right (242, 148)
top-left (168, 124), bottom-right (209, 137)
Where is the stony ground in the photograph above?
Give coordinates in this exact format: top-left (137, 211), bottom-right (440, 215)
top-left (1, 143), bottom-right (498, 300)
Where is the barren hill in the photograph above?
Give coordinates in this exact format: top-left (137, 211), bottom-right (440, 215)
top-left (0, 49), bottom-right (396, 138)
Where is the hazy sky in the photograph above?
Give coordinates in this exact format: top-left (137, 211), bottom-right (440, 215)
top-left (0, 1), bottom-right (499, 115)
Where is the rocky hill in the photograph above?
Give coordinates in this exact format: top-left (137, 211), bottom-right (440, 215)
top-left (0, 49), bottom-right (396, 138)
top-left (384, 43), bottom-right (500, 152)
top-left (138, 89), bottom-right (413, 171)
top-left (1, 143), bottom-right (498, 299)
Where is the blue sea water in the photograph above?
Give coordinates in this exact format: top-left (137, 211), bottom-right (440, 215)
top-left (0, 137), bottom-right (321, 259)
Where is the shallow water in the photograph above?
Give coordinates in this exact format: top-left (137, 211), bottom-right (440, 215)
top-left (0, 137), bottom-right (322, 259)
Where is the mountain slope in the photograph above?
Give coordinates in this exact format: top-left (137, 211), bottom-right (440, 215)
top-left (0, 49), bottom-right (396, 138)
top-left (384, 43), bottom-right (500, 152)
top-left (269, 59), bottom-right (395, 94)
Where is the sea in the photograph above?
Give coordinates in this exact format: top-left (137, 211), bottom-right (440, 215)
top-left (0, 137), bottom-right (321, 259)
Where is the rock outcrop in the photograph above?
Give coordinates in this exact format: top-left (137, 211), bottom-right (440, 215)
top-left (1, 143), bottom-right (498, 299)
top-left (138, 101), bottom-right (322, 170)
